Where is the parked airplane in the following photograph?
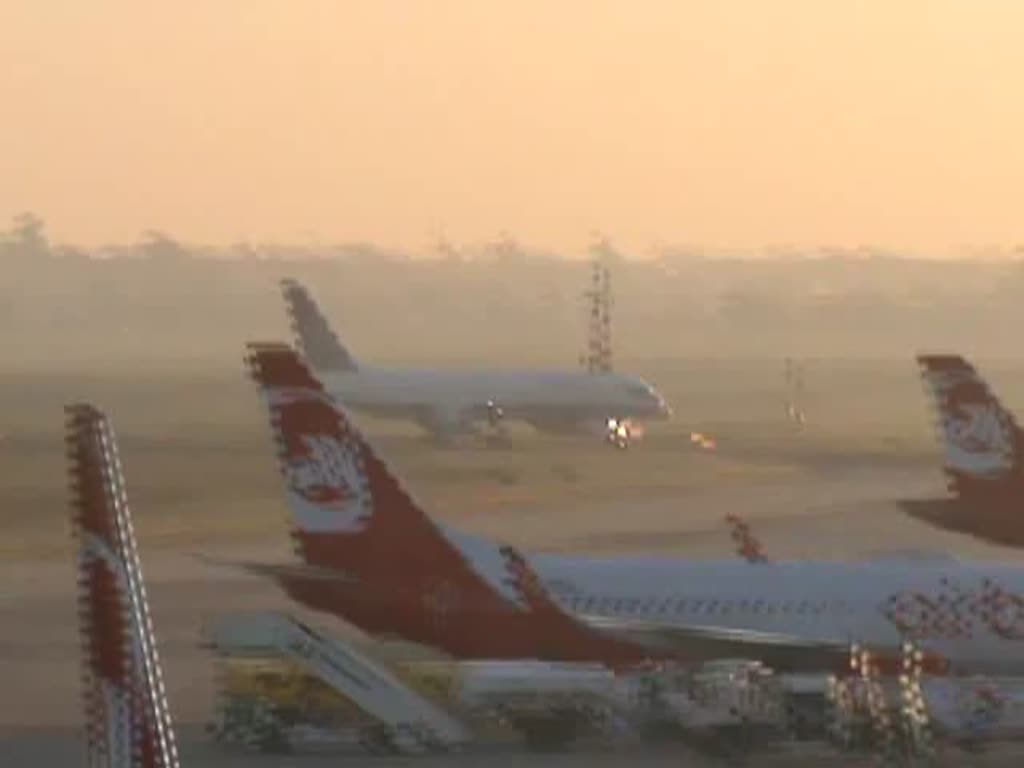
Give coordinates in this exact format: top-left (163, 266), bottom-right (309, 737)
top-left (903, 354), bottom-right (1024, 547)
top-left (61, 401), bottom-right (1024, 756)
top-left (66, 403), bottom-right (180, 768)
top-left (279, 278), bottom-right (671, 445)
top-left (245, 342), bottom-right (1024, 678)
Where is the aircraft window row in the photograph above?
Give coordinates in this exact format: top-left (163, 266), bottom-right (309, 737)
top-left (565, 595), bottom-right (851, 617)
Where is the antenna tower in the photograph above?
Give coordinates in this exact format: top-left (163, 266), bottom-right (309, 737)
top-left (784, 357), bottom-right (806, 427)
top-left (581, 243), bottom-right (614, 374)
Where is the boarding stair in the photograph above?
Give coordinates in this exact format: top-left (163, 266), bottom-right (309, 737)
top-left (202, 611), bottom-right (471, 753)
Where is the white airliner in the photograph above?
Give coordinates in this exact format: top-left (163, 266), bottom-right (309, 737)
top-left (279, 278), bottom-right (671, 444)
top-left (245, 342), bottom-right (1024, 678)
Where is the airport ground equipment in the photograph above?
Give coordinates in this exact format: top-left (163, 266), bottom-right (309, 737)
top-left (203, 611), bottom-right (803, 755)
top-left (827, 643), bottom-right (922, 763)
top-left (204, 615), bottom-right (624, 753)
top-left (618, 659), bottom-right (784, 730)
top-left (202, 611), bottom-right (471, 754)
top-left (923, 676), bottom-right (1024, 749)
top-left (778, 673), bottom-right (835, 740)
top-left (612, 660), bottom-right (788, 762)
top-left (442, 659), bottom-right (621, 750)
top-left (446, 657), bottom-right (788, 751)
top-left (817, 641), bottom-right (1017, 765)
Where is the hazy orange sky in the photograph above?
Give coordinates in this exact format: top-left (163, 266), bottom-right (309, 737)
top-left (2, 1), bottom-right (1023, 254)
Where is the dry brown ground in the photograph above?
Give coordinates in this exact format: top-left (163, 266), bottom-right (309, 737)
top-left (3, 359), bottom-right (1024, 765)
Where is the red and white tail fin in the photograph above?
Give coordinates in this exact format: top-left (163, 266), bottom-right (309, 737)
top-left (245, 344), bottom-right (661, 662)
top-left (245, 342), bottom-right (551, 650)
top-left (916, 354), bottom-right (1022, 495)
top-left (244, 342), bottom-right (437, 569)
top-left (66, 404), bottom-right (179, 768)
top-left (725, 514), bottom-right (769, 564)
top-left (245, 342), bottom-right (371, 538)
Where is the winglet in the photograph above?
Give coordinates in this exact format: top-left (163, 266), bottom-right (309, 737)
top-left (725, 514), bottom-right (770, 564)
top-left (280, 278), bottom-right (358, 372)
top-left (66, 403), bottom-right (180, 768)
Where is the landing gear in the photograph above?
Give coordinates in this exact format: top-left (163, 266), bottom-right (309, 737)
top-left (486, 400), bottom-right (504, 429)
top-left (605, 417), bottom-right (633, 449)
top-left (483, 400), bottom-right (511, 446)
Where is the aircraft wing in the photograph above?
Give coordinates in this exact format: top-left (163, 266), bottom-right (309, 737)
top-left (195, 555), bottom-right (359, 584)
top-left (580, 614), bottom-right (852, 673)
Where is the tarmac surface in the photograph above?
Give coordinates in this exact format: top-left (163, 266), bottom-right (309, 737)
top-left (5, 452), bottom-right (1024, 765)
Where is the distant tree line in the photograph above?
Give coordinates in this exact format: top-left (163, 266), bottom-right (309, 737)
top-left (5, 211), bottom-right (1024, 367)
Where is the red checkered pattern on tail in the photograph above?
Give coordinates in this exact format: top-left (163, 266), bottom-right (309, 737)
top-left (244, 342), bottom-right (373, 559)
top-left (976, 579), bottom-right (1024, 640)
top-left (67, 404), bottom-right (179, 768)
top-left (725, 514), bottom-right (769, 563)
top-left (882, 576), bottom-right (1024, 644)
top-left (916, 354), bottom-right (1021, 496)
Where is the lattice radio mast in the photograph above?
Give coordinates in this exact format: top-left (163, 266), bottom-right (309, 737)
top-left (784, 357), bottom-right (806, 427)
top-left (581, 242), bottom-right (614, 374)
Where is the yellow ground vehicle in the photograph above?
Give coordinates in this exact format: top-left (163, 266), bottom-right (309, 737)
top-left (210, 657), bottom-right (380, 752)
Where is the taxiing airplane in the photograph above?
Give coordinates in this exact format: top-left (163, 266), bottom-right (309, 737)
top-left (245, 342), bottom-right (1024, 678)
top-left (903, 354), bottom-right (1024, 547)
top-left (279, 278), bottom-right (671, 445)
top-left (66, 403), bottom-right (180, 768)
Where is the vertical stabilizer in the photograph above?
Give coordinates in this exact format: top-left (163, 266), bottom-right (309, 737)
top-left (244, 342), bottom-right (653, 662)
top-left (916, 354), bottom-right (1023, 497)
top-left (725, 514), bottom-right (770, 564)
top-left (280, 278), bottom-right (358, 372)
top-left (67, 404), bottom-right (179, 768)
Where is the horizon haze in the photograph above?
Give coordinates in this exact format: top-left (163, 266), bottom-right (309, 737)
top-left (3, 1), bottom-right (1024, 254)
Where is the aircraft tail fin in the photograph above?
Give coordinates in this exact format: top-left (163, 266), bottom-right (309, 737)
top-left (245, 342), bottom-right (434, 570)
top-left (725, 514), bottom-right (770, 564)
top-left (280, 278), bottom-right (358, 372)
top-left (245, 343), bottom-right (660, 660)
top-left (916, 354), bottom-right (1022, 494)
top-left (66, 404), bottom-right (180, 768)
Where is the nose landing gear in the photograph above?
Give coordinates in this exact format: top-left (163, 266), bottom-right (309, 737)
top-left (605, 417), bottom-right (635, 449)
